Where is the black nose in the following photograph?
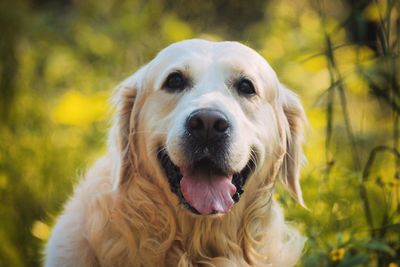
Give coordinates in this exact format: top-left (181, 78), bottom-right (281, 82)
top-left (186, 109), bottom-right (230, 142)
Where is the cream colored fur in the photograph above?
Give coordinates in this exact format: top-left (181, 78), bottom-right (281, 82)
top-left (45, 39), bottom-right (307, 267)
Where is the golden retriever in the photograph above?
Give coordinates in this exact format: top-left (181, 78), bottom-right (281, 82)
top-left (45, 39), bottom-right (307, 267)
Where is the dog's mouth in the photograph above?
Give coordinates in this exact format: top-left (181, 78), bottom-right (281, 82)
top-left (157, 148), bottom-right (254, 215)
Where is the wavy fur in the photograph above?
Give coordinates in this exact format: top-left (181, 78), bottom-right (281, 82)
top-left (45, 39), bottom-right (306, 267)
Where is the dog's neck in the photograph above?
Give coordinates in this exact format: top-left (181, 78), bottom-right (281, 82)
top-left (111, 164), bottom-right (277, 266)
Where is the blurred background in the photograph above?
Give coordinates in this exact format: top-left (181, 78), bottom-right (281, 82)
top-left (0, 0), bottom-right (399, 266)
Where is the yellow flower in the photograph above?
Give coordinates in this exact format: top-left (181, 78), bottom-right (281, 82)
top-left (32, 221), bottom-right (50, 240)
top-left (388, 263), bottom-right (398, 267)
top-left (52, 90), bottom-right (109, 126)
top-left (162, 15), bottom-right (193, 42)
top-left (363, 3), bottom-right (385, 22)
top-left (330, 248), bottom-right (345, 261)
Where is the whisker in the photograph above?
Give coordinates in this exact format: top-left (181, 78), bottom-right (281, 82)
top-left (249, 147), bottom-right (259, 170)
top-left (149, 146), bottom-right (166, 157)
top-left (134, 130), bottom-right (168, 135)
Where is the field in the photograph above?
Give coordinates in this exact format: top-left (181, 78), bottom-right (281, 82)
top-left (0, 0), bottom-right (399, 266)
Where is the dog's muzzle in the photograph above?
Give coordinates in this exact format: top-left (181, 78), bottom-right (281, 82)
top-left (158, 109), bottom-right (255, 215)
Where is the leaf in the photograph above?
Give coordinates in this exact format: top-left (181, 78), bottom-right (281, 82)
top-left (364, 240), bottom-right (396, 256)
top-left (304, 252), bottom-right (330, 267)
top-left (340, 254), bottom-right (369, 267)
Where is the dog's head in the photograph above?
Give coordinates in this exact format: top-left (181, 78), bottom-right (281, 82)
top-left (111, 39), bottom-right (307, 216)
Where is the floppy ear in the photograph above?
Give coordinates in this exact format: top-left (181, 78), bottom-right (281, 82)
top-left (110, 66), bottom-right (148, 190)
top-left (278, 85), bottom-right (308, 206)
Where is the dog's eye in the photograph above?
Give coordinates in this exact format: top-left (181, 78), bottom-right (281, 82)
top-left (164, 72), bottom-right (186, 92)
top-left (236, 78), bottom-right (256, 96)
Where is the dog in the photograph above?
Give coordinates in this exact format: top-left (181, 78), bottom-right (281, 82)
top-left (45, 39), bottom-right (307, 267)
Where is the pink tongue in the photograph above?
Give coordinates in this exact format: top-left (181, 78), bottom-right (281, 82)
top-left (180, 168), bottom-right (236, 215)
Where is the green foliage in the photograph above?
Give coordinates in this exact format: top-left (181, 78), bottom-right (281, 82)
top-left (0, 0), bottom-right (399, 266)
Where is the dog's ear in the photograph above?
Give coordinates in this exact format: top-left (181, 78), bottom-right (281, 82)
top-left (278, 85), bottom-right (307, 206)
top-left (110, 66), bottom-right (148, 190)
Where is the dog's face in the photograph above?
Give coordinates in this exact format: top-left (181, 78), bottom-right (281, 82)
top-left (114, 39), bottom-right (306, 216)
